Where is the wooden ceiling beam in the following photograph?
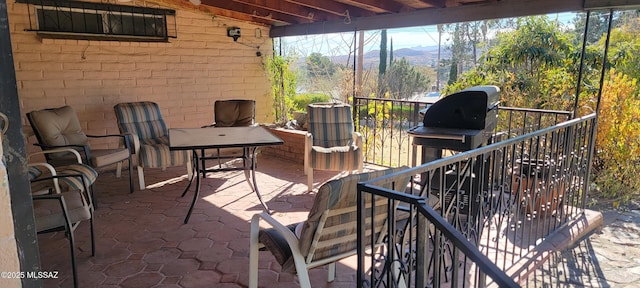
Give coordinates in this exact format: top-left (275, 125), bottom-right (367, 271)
top-left (200, 0), bottom-right (302, 24)
top-left (231, 0), bottom-right (340, 22)
top-left (416, 0), bottom-right (446, 8)
top-left (271, 0), bottom-right (584, 37)
top-left (285, 0), bottom-right (375, 17)
top-left (393, 0), bottom-right (438, 9)
top-left (334, 0), bottom-right (409, 13)
top-left (584, 0), bottom-right (640, 9)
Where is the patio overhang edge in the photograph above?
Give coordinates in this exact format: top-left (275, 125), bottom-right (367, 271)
top-left (270, 0), bottom-right (586, 37)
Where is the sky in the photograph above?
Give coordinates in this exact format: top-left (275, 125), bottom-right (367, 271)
top-left (280, 12), bottom-right (577, 56)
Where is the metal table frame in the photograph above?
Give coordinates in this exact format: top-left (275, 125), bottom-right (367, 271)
top-left (169, 126), bottom-right (283, 223)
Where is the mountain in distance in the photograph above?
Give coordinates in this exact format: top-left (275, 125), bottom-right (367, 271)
top-left (330, 45), bottom-right (450, 68)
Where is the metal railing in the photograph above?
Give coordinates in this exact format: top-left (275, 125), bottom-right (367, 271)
top-left (353, 96), bottom-right (573, 168)
top-left (357, 113), bottom-right (596, 287)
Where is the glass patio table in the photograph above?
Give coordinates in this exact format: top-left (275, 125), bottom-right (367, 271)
top-left (169, 126), bottom-right (283, 223)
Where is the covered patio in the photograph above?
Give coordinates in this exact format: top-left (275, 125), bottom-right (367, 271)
top-left (2, 0), bottom-right (639, 287)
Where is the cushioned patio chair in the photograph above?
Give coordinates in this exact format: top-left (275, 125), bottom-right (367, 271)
top-left (29, 166), bottom-right (95, 288)
top-left (113, 101), bottom-right (191, 190)
top-left (249, 166), bottom-right (411, 288)
top-left (304, 102), bottom-right (363, 192)
top-left (28, 148), bottom-right (98, 197)
top-left (199, 99), bottom-right (256, 176)
top-left (27, 105), bottom-right (134, 193)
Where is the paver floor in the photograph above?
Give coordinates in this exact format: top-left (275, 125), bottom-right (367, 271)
top-left (38, 155), bottom-right (362, 287)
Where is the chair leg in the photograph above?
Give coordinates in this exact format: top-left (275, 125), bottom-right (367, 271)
top-left (249, 215), bottom-right (260, 288)
top-left (137, 165), bottom-right (146, 190)
top-left (90, 210), bottom-right (96, 256)
top-left (307, 169), bottom-right (313, 192)
top-left (116, 162), bottom-right (122, 178)
top-left (67, 228), bottom-right (79, 288)
top-left (127, 158), bottom-right (134, 194)
top-left (89, 184), bottom-right (98, 209)
top-left (327, 262), bottom-right (336, 282)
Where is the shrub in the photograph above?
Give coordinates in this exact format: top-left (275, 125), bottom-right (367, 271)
top-left (292, 93), bottom-right (331, 111)
top-left (592, 69), bottom-right (640, 200)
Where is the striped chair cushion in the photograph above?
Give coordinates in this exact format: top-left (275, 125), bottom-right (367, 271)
top-left (113, 102), bottom-right (167, 142)
top-left (139, 136), bottom-right (188, 169)
top-left (307, 103), bottom-right (354, 147)
top-left (310, 145), bottom-right (361, 171)
top-left (58, 163), bottom-right (98, 192)
top-left (298, 166), bottom-right (411, 264)
top-left (28, 166), bottom-right (55, 195)
top-left (114, 102), bottom-right (188, 168)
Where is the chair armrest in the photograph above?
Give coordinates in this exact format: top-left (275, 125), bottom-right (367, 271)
top-left (87, 133), bottom-right (135, 153)
top-left (28, 148), bottom-right (83, 164)
top-left (251, 212), bottom-right (301, 251)
top-left (352, 131), bottom-right (363, 148)
top-left (28, 162), bottom-right (60, 194)
top-left (123, 132), bottom-right (141, 155)
top-left (30, 173), bottom-right (91, 206)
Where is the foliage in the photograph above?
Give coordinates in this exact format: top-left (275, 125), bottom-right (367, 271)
top-left (447, 16), bottom-right (577, 111)
top-left (291, 93), bottom-right (331, 112)
top-left (306, 53), bottom-right (337, 77)
top-left (592, 69), bottom-right (640, 199)
top-left (380, 58), bottom-right (431, 99)
top-left (266, 54), bottom-right (297, 124)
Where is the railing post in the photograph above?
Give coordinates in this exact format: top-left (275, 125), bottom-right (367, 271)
top-left (415, 207), bottom-right (428, 288)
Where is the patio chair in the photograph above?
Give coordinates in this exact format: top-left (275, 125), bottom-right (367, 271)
top-left (304, 102), bottom-right (363, 192)
top-left (27, 105), bottom-right (134, 193)
top-left (199, 99), bottom-right (255, 176)
top-left (249, 166), bottom-right (411, 288)
top-left (113, 101), bottom-right (191, 190)
top-left (29, 165), bottom-right (95, 288)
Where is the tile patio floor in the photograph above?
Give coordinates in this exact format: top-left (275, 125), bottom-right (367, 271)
top-left (35, 154), bottom-right (603, 288)
top-left (38, 155), bottom-right (365, 288)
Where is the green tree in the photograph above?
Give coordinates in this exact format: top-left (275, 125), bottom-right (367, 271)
top-left (378, 29), bottom-right (388, 95)
top-left (306, 52), bottom-right (336, 77)
top-left (382, 58), bottom-right (431, 99)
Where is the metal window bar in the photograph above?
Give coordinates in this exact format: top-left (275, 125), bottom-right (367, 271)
top-left (20, 0), bottom-right (176, 41)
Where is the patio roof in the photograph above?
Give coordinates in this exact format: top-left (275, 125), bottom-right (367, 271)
top-left (188, 0), bottom-right (640, 37)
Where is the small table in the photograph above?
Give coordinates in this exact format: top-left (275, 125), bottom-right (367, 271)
top-left (169, 126), bottom-right (283, 223)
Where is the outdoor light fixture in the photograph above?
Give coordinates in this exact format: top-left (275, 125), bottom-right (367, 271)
top-left (227, 27), bottom-right (241, 41)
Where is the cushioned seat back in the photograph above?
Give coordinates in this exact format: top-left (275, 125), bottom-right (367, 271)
top-left (27, 106), bottom-right (89, 147)
top-left (113, 102), bottom-right (168, 142)
top-left (298, 166), bottom-right (411, 264)
top-left (214, 100), bottom-right (255, 127)
top-left (307, 103), bottom-right (354, 148)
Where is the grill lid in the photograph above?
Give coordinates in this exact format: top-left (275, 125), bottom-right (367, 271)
top-left (422, 85), bottom-right (500, 130)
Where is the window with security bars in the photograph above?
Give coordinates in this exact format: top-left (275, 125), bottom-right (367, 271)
top-left (21, 0), bottom-right (176, 42)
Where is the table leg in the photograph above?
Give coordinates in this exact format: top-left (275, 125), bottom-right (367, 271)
top-left (245, 147), bottom-right (271, 213)
top-left (181, 150), bottom-right (198, 198)
top-left (184, 150), bottom-right (201, 224)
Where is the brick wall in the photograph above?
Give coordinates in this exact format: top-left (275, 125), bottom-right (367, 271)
top-left (7, 0), bottom-right (274, 151)
top-left (261, 127), bottom-right (306, 165)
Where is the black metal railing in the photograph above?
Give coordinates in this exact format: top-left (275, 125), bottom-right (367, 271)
top-left (357, 113), bottom-right (596, 287)
top-left (353, 96), bottom-right (573, 168)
